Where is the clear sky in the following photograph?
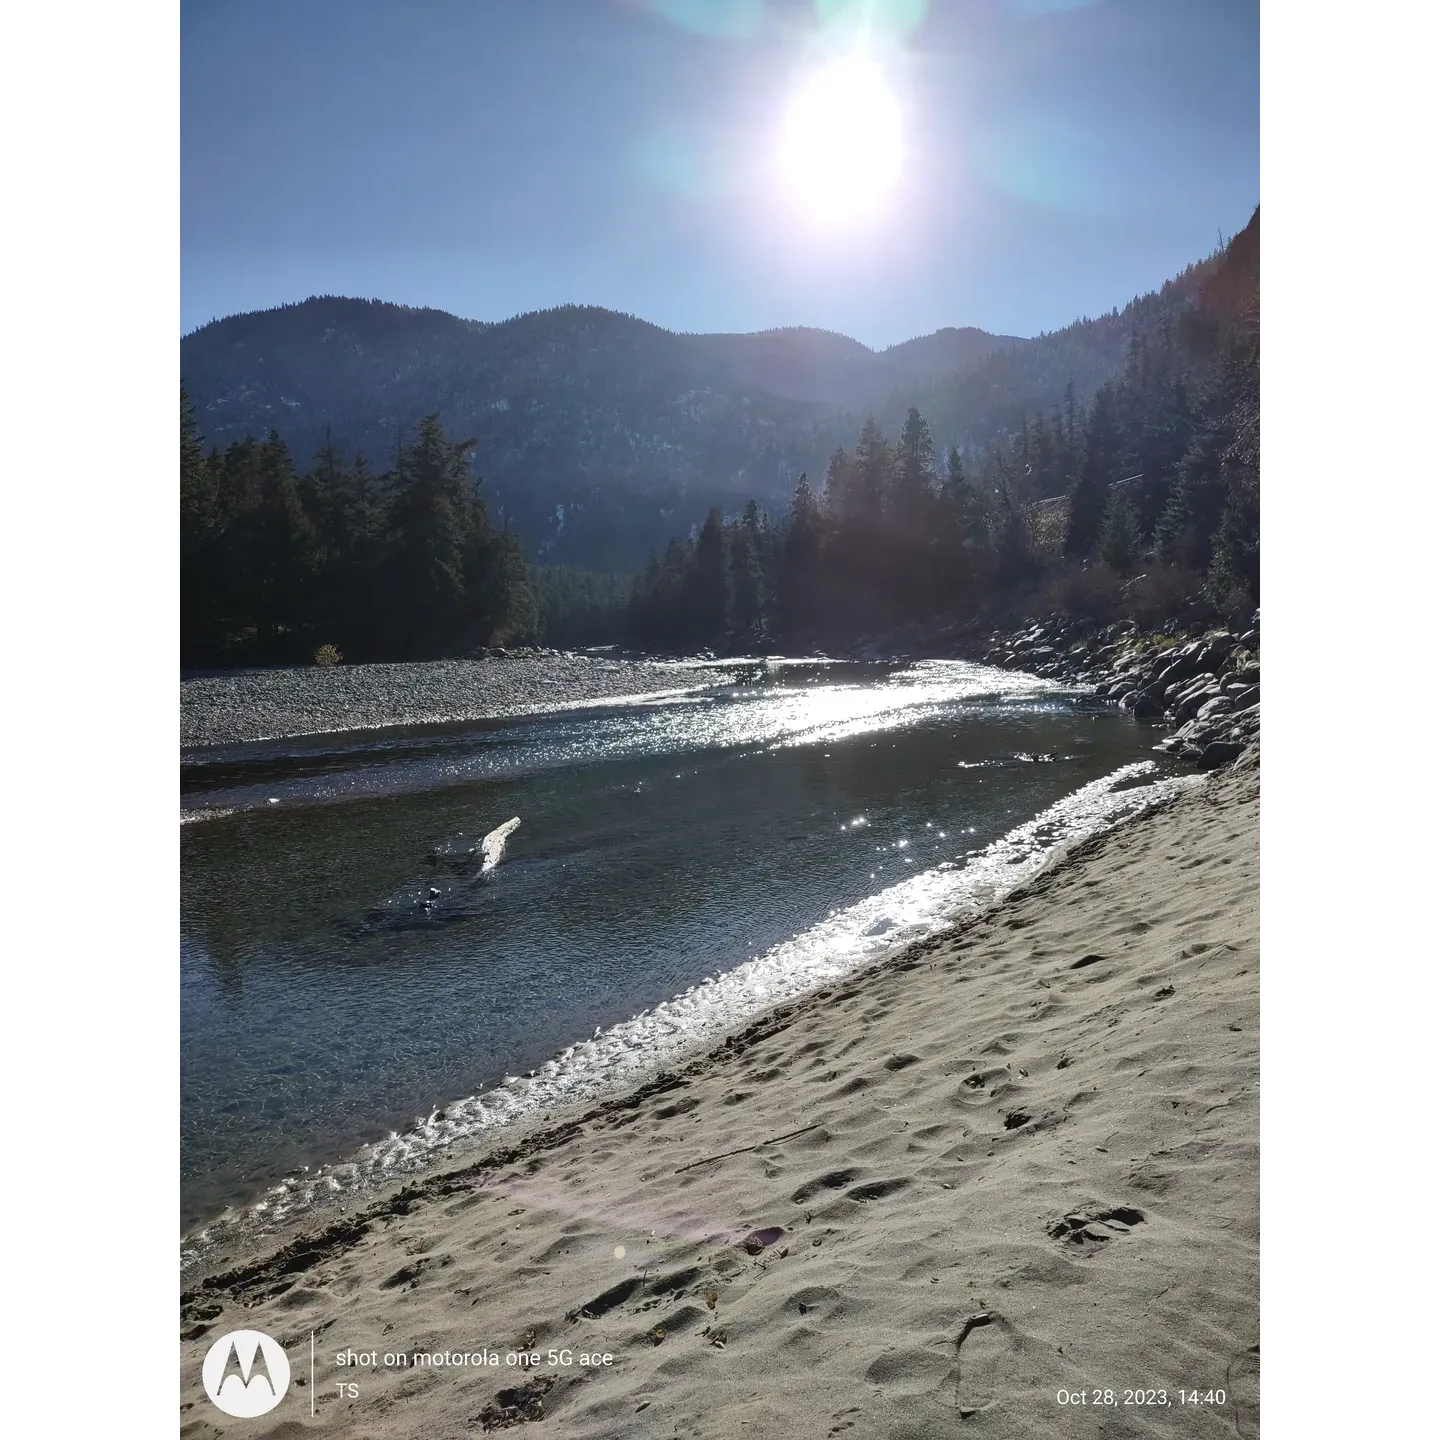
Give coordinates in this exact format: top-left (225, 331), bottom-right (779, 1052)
top-left (181, 0), bottom-right (1258, 348)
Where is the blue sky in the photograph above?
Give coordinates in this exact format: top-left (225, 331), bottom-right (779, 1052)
top-left (181, 0), bottom-right (1258, 348)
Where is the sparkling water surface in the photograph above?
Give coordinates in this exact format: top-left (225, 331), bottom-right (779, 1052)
top-left (181, 659), bottom-right (1174, 1231)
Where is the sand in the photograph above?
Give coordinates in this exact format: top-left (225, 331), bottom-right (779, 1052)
top-left (180, 751), bottom-right (1259, 1439)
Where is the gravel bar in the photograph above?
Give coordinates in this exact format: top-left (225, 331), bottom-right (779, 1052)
top-left (181, 654), bottom-right (733, 748)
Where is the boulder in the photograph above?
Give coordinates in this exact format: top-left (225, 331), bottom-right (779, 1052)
top-left (1194, 695), bottom-right (1235, 724)
top-left (1130, 686), bottom-right (1166, 718)
top-left (1194, 640), bottom-right (1233, 674)
top-left (1198, 740), bottom-right (1244, 769)
top-left (1231, 685), bottom-right (1260, 711)
top-left (1173, 684), bottom-right (1222, 723)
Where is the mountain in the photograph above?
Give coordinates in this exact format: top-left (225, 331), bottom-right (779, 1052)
top-left (180, 259), bottom-right (1218, 570)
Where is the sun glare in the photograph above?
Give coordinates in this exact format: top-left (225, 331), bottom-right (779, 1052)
top-left (780, 55), bottom-right (902, 226)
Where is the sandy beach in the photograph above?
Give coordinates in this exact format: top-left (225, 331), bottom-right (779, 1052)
top-left (180, 748), bottom-right (1258, 1439)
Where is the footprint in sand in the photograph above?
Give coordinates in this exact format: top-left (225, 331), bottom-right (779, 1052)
top-left (937, 1310), bottom-right (1028, 1417)
top-left (845, 1177), bottom-right (910, 1202)
top-left (790, 1169), bottom-right (862, 1203)
top-left (1048, 1205), bottom-right (1146, 1248)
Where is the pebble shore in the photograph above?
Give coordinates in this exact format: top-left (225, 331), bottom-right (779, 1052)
top-left (181, 650), bottom-right (728, 748)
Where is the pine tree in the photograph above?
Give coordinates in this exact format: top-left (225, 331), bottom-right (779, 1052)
top-left (1098, 492), bottom-right (1142, 575)
top-left (986, 453), bottom-right (1036, 591)
top-left (232, 429), bottom-right (312, 654)
top-left (893, 406), bottom-right (937, 530)
top-left (386, 414), bottom-right (479, 656)
top-left (685, 507), bottom-right (729, 645)
top-left (1066, 386), bottom-right (1120, 559)
top-left (180, 388), bottom-right (221, 663)
top-left (729, 500), bottom-right (766, 641)
top-left (180, 388), bottom-right (212, 534)
top-left (822, 446), bottom-right (852, 516)
top-left (851, 418), bottom-right (891, 528)
top-left (778, 474), bottom-right (822, 645)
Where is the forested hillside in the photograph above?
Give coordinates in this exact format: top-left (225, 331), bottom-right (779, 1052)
top-left (627, 209), bottom-right (1260, 651)
top-left (180, 212), bottom-right (1256, 666)
top-left (180, 255), bottom-right (1216, 572)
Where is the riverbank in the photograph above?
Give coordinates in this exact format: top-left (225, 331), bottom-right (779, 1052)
top-left (179, 748), bottom-right (1258, 1438)
top-left (181, 653), bottom-right (737, 748)
top-left (850, 607), bottom-right (1261, 772)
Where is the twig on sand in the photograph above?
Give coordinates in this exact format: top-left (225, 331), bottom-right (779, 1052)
top-left (673, 1124), bottom-right (822, 1175)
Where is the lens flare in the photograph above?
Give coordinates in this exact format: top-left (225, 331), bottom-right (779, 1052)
top-left (779, 54), bottom-right (901, 226)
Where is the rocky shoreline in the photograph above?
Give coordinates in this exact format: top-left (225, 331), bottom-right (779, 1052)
top-left (974, 608), bottom-right (1261, 769)
top-left (182, 613), bottom-right (1260, 767)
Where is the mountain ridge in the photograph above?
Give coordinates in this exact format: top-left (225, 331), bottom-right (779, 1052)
top-left (181, 250), bottom-right (1219, 570)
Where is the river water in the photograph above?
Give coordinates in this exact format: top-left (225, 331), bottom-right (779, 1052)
top-left (180, 658), bottom-right (1176, 1233)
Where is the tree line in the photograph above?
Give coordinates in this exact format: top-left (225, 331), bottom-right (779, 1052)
top-left (181, 404), bottom-right (543, 665)
top-left (182, 212), bottom-right (1257, 665)
top-left (625, 213), bottom-right (1259, 651)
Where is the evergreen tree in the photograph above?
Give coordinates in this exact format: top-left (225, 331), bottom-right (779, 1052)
top-left (986, 453), bottom-right (1037, 591)
top-left (385, 414), bottom-right (476, 656)
top-left (180, 388), bottom-right (212, 535)
top-left (1098, 492), bottom-right (1142, 575)
top-left (893, 406), bottom-right (937, 531)
top-left (851, 417), bottom-right (891, 527)
top-left (1066, 385), bottom-right (1120, 559)
top-left (729, 501), bottom-right (767, 641)
top-left (236, 429), bottom-right (312, 653)
top-left (938, 445), bottom-right (991, 609)
top-left (180, 389), bottom-right (221, 662)
top-left (778, 474), bottom-right (823, 645)
top-left (685, 508), bottom-right (729, 644)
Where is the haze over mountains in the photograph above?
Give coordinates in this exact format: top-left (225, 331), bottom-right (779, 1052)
top-left (180, 255), bottom-right (1216, 571)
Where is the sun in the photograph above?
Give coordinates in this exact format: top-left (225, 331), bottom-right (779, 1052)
top-left (780, 55), bottom-right (902, 226)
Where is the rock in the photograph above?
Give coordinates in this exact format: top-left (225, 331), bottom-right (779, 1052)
top-left (1230, 685), bottom-right (1260, 711)
top-left (1198, 740), bottom-right (1244, 769)
top-left (1238, 629), bottom-right (1259, 650)
top-left (1194, 640), bottom-right (1233, 674)
top-left (1131, 687), bottom-right (1166, 718)
top-left (1194, 695), bottom-right (1235, 724)
top-left (1154, 639), bottom-right (1207, 688)
top-left (1230, 665), bottom-right (1260, 686)
top-left (1173, 684), bottom-right (1222, 723)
